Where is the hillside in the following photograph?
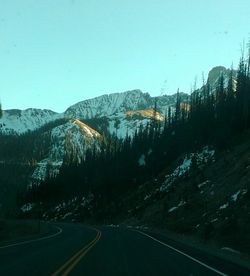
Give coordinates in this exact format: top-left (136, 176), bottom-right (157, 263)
top-left (0, 66), bottom-right (234, 189)
top-left (22, 132), bottom-right (249, 257)
top-left (0, 89), bottom-right (184, 202)
top-left (15, 58), bottom-right (250, 260)
top-left (0, 109), bottom-right (62, 135)
top-left (121, 132), bottom-right (250, 254)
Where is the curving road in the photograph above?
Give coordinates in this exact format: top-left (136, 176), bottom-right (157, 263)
top-left (0, 223), bottom-right (249, 276)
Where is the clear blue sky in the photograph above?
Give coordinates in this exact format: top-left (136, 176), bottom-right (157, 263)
top-left (0, 0), bottom-right (250, 112)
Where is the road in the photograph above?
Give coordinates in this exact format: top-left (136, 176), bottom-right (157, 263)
top-left (0, 223), bottom-right (249, 276)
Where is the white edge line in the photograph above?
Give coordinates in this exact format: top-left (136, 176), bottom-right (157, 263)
top-left (0, 226), bottom-right (62, 249)
top-left (136, 230), bottom-right (228, 276)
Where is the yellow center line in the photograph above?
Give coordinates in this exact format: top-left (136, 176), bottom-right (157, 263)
top-left (62, 231), bottom-right (101, 276)
top-left (52, 228), bottom-right (101, 276)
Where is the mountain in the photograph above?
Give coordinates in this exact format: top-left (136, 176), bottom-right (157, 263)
top-left (18, 60), bottom-right (250, 258)
top-left (0, 108), bottom-right (62, 135)
top-left (65, 89), bottom-right (186, 119)
top-left (205, 66), bottom-right (237, 92)
top-left (207, 66), bottom-right (236, 85)
top-left (0, 90), bottom-right (182, 189)
top-left (0, 90), bottom-right (183, 136)
top-left (31, 119), bottom-right (101, 184)
top-left (3, 61), bottom-right (250, 260)
top-left (0, 65), bottom-right (235, 136)
top-left (0, 65), bottom-right (236, 208)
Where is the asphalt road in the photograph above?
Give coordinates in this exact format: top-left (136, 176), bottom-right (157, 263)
top-left (0, 223), bottom-right (249, 276)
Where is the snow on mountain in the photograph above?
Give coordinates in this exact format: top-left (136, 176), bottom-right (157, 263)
top-left (73, 119), bottom-right (100, 138)
top-left (107, 112), bottom-right (150, 139)
top-left (31, 119), bottom-right (101, 184)
top-left (64, 90), bottom-right (152, 119)
top-left (64, 90), bottom-right (184, 139)
top-left (65, 89), bottom-right (187, 120)
top-left (0, 108), bottom-right (62, 135)
top-left (0, 90), bottom-right (181, 137)
top-left (0, 65), bottom-right (234, 137)
top-left (0, 89), bottom-right (196, 184)
top-left (0, 67), bottom-right (230, 185)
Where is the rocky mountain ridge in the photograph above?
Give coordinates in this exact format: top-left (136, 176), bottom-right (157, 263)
top-left (0, 90), bottom-right (183, 136)
top-left (0, 65), bottom-right (235, 137)
top-left (0, 65), bottom-right (235, 187)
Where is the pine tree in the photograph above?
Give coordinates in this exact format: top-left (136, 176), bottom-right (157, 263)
top-left (215, 73), bottom-right (226, 124)
top-left (167, 106), bottom-right (172, 127)
top-left (236, 57), bottom-right (248, 130)
top-left (226, 67), bottom-right (236, 129)
top-left (175, 89), bottom-right (181, 123)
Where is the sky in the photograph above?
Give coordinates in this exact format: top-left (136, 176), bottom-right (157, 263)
top-left (0, 0), bottom-right (250, 112)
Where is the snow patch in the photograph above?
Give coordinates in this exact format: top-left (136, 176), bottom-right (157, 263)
top-left (43, 193), bottom-right (94, 221)
top-left (148, 148), bottom-right (153, 155)
top-left (198, 180), bottom-right (211, 188)
top-left (242, 189), bottom-right (248, 195)
top-left (21, 203), bottom-right (35, 212)
top-left (231, 190), bottom-right (241, 202)
top-left (168, 200), bottom-right (186, 213)
top-left (219, 203), bottom-right (229, 210)
top-left (138, 154), bottom-right (146, 166)
top-left (159, 147), bottom-right (215, 192)
top-left (144, 194), bottom-right (152, 201)
top-left (221, 247), bottom-right (240, 254)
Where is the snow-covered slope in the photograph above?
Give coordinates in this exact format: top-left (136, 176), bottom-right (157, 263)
top-left (1, 90), bottom-right (176, 183)
top-left (65, 90), bottom-right (152, 119)
top-left (0, 90), bottom-right (182, 136)
top-left (0, 108), bottom-right (62, 135)
top-left (106, 112), bottom-right (148, 139)
top-left (64, 90), bottom-right (185, 139)
top-left (64, 89), bottom-right (184, 119)
top-left (31, 119), bottom-right (101, 184)
top-left (0, 65), bottom-right (234, 137)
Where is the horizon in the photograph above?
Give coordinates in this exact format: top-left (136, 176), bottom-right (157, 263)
top-left (2, 88), bottom-right (179, 113)
top-left (0, 0), bottom-right (250, 112)
top-left (1, 63), bottom-right (236, 113)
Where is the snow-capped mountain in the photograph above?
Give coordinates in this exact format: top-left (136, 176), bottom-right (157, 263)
top-left (1, 64), bottom-right (232, 137)
top-left (63, 89), bottom-right (186, 139)
top-left (0, 89), bottom-right (180, 184)
top-left (65, 90), bottom-right (151, 119)
top-left (0, 108), bottom-right (62, 135)
top-left (0, 90), bottom-right (181, 136)
top-left (64, 89), bottom-right (182, 119)
top-left (0, 65), bottom-right (234, 185)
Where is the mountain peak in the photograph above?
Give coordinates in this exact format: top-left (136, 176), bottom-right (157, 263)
top-left (64, 89), bottom-right (152, 119)
top-left (207, 66), bottom-right (231, 84)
